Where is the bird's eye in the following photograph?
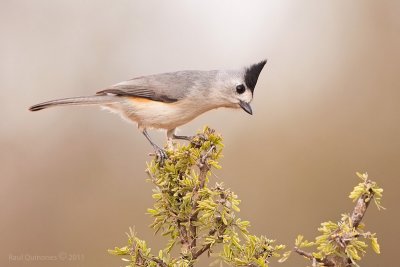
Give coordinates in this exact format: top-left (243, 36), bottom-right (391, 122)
top-left (236, 84), bottom-right (246, 94)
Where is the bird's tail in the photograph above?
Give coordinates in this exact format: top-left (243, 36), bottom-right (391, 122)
top-left (29, 95), bottom-right (119, 111)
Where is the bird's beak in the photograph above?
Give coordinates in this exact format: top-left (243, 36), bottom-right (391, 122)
top-left (239, 101), bottom-right (253, 115)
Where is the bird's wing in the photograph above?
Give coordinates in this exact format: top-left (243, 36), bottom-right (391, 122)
top-left (96, 71), bottom-right (202, 103)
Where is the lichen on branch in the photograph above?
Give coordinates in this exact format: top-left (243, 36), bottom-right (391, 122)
top-left (109, 127), bottom-right (285, 267)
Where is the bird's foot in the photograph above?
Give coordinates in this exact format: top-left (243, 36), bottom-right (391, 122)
top-left (154, 146), bottom-right (168, 165)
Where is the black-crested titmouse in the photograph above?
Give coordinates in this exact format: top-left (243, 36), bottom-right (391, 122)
top-left (29, 60), bottom-right (267, 162)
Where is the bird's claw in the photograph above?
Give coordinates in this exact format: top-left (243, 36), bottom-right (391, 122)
top-left (155, 147), bottom-right (168, 165)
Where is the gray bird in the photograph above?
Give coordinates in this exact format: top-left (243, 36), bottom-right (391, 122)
top-left (29, 60), bottom-right (267, 163)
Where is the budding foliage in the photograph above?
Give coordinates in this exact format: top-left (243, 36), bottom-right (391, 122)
top-left (109, 127), bottom-right (284, 267)
top-left (283, 172), bottom-right (384, 267)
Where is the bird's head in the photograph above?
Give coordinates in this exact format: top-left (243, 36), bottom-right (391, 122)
top-left (220, 60), bottom-right (267, 115)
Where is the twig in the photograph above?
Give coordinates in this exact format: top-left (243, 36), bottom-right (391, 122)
top-left (294, 246), bottom-right (314, 260)
top-left (294, 247), bottom-right (334, 266)
top-left (134, 248), bottom-right (168, 267)
top-left (177, 219), bottom-right (190, 247)
top-left (193, 243), bottom-right (212, 259)
top-left (180, 145), bottom-right (216, 257)
top-left (351, 180), bottom-right (374, 228)
top-left (193, 219), bottom-right (228, 260)
top-left (150, 257), bottom-right (168, 267)
top-left (294, 179), bottom-right (376, 266)
top-left (188, 145), bottom-right (216, 253)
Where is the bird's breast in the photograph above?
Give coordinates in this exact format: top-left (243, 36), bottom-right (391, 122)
top-left (120, 97), bottom-right (214, 129)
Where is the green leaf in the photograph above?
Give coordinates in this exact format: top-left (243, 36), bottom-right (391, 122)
top-left (371, 237), bottom-right (381, 254)
top-left (108, 246), bottom-right (130, 256)
top-left (295, 235), bottom-right (304, 246)
top-left (231, 203), bottom-right (240, 212)
top-left (278, 251), bottom-right (291, 263)
top-left (221, 212), bottom-right (228, 225)
top-left (346, 245), bottom-right (361, 261)
top-left (356, 172), bottom-right (368, 181)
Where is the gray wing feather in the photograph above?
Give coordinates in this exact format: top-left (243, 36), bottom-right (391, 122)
top-left (96, 70), bottom-right (217, 103)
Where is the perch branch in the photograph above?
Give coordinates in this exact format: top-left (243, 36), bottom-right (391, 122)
top-left (189, 145), bottom-right (215, 255)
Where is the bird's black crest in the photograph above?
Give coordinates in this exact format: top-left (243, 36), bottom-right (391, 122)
top-left (244, 60), bottom-right (267, 93)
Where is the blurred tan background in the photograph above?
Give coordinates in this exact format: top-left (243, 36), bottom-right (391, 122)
top-left (1, 0), bottom-right (399, 266)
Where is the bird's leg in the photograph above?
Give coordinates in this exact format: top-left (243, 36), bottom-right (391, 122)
top-left (167, 128), bottom-right (193, 141)
top-left (142, 128), bottom-right (167, 164)
top-left (173, 135), bottom-right (193, 141)
top-left (166, 129), bottom-right (175, 150)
